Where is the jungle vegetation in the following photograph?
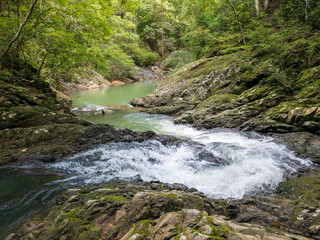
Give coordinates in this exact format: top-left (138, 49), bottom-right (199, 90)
top-left (0, 0), bottom-right (319, 88)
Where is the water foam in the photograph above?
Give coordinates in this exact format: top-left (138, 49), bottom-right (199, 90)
top-left (46, 115), bottom-right (312, 199)
top-left (72, 104), bottom-right (107, 112)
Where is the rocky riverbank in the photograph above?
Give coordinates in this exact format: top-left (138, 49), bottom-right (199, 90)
top-left (1, 58), bottom-right (319, 239)
top-left (131, 55), bottom-right (320, 135)
top-left (0, 63), bottom-right (167, 165)
top-left (130, 34), bottom-right (320, 168)
top-left (6, 180), bottom-right (319, 240)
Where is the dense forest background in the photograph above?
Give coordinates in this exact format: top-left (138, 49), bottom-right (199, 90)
top-left (0, 0), bottom-right (319, 89)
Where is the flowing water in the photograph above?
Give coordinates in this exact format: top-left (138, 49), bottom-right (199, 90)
top-left (0, 169), bottom-right (63, 237)
top-left (0, 80), bottom-right (313, 238)
top-left (64, 81), bottom-right (311, 198)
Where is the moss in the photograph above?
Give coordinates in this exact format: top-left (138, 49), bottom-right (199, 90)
top-left (79, 226), bottom-right (102, 240)
top-left (205, 216), bottom-right (229, 239)
top-left (187, 54), bottom-right (238, 78)
top-left (65, 217), bottom-right (84, 224)
top-left (199, 94), bottom-right (237, 108)
top-left (105, 195), bottom-right (128, 202)
top-left (130, 220), bottom-right (154, 237)
top-left (64, 208), bottom-right (85, 221)
top-left (277, 174), bottom-right (320, 211)
top-left (149, 192), bottom-right (179, 200)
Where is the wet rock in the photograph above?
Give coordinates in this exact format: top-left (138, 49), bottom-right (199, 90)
top-left (8, 181), bottom-right (314, 240)
top-left (308, 225), bottom-right (320, 235)
top-left (26, 155), bottom-right (56, 163)
top-left (271, 132), bottom-right (320, 164)
top-left (102, 109), bottom-right (113, 115)
top-left (0, 122), bottom-right (182, 166)
top-left (174, 111), bottom-right (194, 124)
top-left (227, 200), bottom-right (240, 218)
top-left (68, 194), bottom-right (81, 203)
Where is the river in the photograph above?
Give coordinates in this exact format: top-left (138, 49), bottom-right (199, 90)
top-left (0, 80), bottom-right (312, 238)
top-left (66, 80), bottom-right (311, 198)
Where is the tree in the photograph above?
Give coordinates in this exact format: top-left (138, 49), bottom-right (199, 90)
top-left (0, 0), bottom-right (38, 63)
top-left (264, 0), bottom-right (269, 11)
top-left (227, 0), bottom-right (246, 44)
top-left (255, 0), bottom-right (260, 15)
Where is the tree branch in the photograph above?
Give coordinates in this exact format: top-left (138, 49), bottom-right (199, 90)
top-left (38, 51), bottom-right (48, 77)
top-left (0, 0), bottom-right (38, 62)
top-left (227, 0), bottom-right (246, 45)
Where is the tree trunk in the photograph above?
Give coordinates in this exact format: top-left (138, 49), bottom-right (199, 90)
top-left (0, 0), bottom-right (38, 62)
top-left (255, 0), bottom-right (259, 15)
top-left (227, 0), bottom-right (246, 45)
top-left (193, 0), bottom-right (200, 28)
top-left (38, 52), bottom-right (48, 77)
top-left (17, 0), bottom-right (20, 26)
top-left (304, 0), bottom-right (311, 21)
top-left (264, 0), bottom-right (269, 11)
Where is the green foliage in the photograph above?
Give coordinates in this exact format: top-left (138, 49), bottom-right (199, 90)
top-left (1, 0), bottom-right (319, 85)
top-left (161, 50), bottom-right (194, 69)
top-left (137, 0), bottom-right (184, 57)
top-left (131, 46), bottom-right (159, 67)
top-left (183, 29), bottom-right (214, 59)
top-left (279, 0), bottom-right (320, 29)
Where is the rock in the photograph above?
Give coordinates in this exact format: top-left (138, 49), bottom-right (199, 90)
top-left (302, 121), bottom-right (320, 130)
top-left (85, 200), bottom-right (97, 208)
top-left (64, 68), bottom-right (111, 93)
top-left (130, 98), bottom-right (145, 107)
top-left (102, 109), bottom-right (112, 115)
top-left (227, 200), bottom-right (240, 218)
top-left (112, 80), bottom-right (125, 86)
top-left (151, 66), bottom-right (160, 72)
top-left (314, 107), bottom-right (320, 120)
top-left (122, 78), bottom-right (134, 83)
top-left (29, 155), bottom-right (56, 163)
top-left (271, 132), bottom-right (320, 164)
top-left (8, 181), bottom-right (313, 240)
top-left (303, 107), bottom-right (317, 118)
top-left (308, 225), bottom-right (320, 235)
top-left (51, 88), bottom-right (72, 106)
top-left (129, 52), bottom-right (319, 139)
top-left (182, 209), bottom-right (202, 225)
top-left (174, 111), bottom-right (194, 124)
top-left (0, 123), bottom-right (180, 166)
top-left (29, 129), bottom-right (51, 143)
top-left (68, 195), bottom-right (81, 203)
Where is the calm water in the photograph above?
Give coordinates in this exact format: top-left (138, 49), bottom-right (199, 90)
top-left (69, 80), bottom-right (171, 132)
top-left (71, 80), bottom-right (156, 107)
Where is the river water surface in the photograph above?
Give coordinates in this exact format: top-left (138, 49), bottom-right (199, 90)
top-left (0, 80), bottom-right (312, 238)
top-left (65, 80), bottom-right (311, 198)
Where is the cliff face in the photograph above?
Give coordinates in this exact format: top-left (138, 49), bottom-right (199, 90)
top-left (131, 30), bottom-right (320, 136)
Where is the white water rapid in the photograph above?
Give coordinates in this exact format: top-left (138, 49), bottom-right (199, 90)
top-left (45, 112), bottom-right (312, 199)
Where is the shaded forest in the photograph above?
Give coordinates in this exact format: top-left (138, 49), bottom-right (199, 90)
top-left (1, 0), bottom-right (319, 88)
